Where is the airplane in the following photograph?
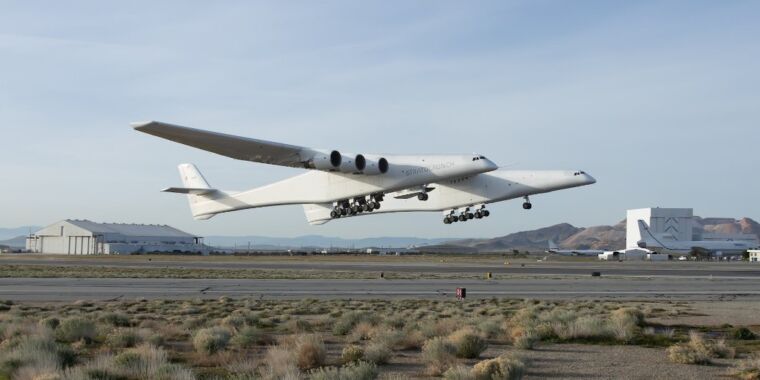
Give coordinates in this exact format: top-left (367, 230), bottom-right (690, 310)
top-left (546, 240), bottom-right (605, 256)
top-left (132, 121), bottom-right (597, 225)
top-left (636, 220), bottom-right (756, 256)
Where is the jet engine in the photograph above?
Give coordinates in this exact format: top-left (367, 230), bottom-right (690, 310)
top-left (355, 154), bottom-right (389, 175)
top-left (337, 153), bottom-right (361, 173)
top-left (307, 150), bottom-right (342, 171)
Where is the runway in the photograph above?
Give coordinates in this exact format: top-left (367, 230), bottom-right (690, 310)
top-left (1, 277), bottom-right (759, 301)
top-left (2, 257), bottom-right (760, 278)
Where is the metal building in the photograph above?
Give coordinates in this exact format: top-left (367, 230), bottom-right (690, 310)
top-left (25, 219), bottom-right (208, 255)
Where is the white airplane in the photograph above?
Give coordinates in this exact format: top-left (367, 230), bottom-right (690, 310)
top-left (636, 220), bottom-right (756, 256)
top-left (546, 240), bottom-right (605, 256)
top-left (132, 121), bottom-right (596, 225)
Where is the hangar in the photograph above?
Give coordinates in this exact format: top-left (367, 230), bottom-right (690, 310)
top-left (25, 219), bottom-right (209, 255)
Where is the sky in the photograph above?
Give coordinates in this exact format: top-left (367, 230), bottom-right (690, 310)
top-left (1, 1), bottom-right (758, 239)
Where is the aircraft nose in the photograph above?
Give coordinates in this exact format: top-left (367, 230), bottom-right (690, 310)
top-left (583, 173), bottom-right (597, 185)
top-left (484, 159), bottom-right (499, 171)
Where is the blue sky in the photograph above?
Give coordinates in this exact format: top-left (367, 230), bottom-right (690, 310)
top-left (1, 1), bottom-right (758, 238)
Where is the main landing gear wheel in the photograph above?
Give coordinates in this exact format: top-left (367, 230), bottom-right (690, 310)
top-left (418, 193), bottom-right (429, 201)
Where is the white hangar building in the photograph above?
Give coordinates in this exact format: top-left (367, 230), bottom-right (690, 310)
top-left (25, 219), bottom-right (209, 255)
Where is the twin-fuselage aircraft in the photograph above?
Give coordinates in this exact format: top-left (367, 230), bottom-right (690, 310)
top-left (133, 121), bottom-right (596, 225)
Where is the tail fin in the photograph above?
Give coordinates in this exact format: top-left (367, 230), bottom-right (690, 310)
top-left (636, 219), bottom-right (657, 248)
top-left (164, 164), bottom-right (220, 220)
top-left (548, 240), bottom-right (559, 250)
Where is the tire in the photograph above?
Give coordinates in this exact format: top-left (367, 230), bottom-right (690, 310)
top-left (483, 210), bottom-right (490, 217)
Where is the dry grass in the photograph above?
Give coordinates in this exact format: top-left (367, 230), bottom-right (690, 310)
top-left (0, 297), bottom-right (744, 379)
top-left (448, 328), bottom-right (488, 359)
top-left (421, 336), bottom-right (457, 375)
top-left (472, 354), bottom-right (525, 380)
top-left (667, 331), bottom-right (735, 365)
top-left (192, 327), bottom-right (231, 354)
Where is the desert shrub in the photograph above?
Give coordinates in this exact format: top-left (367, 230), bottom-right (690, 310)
top-left (226, 358), bottom-right (258, 378)
top-left (39, 317), bottom-right (60, 330)
top-left (667, 343), bottom-right (711, 365)
top-left (364, 341), bottom-right (392, 365)
top-left (732, 327), bottom-right (756, 340)
top-left (0, 332), bottom-right (76, 378)
top-left (56, 317), bottom-right (97, 343)
top-left (608, 308), bottom-right (643, 342)
top-left (342, 345), bottom-right (364, 363)
top-left (420, 319), bottom-right (460, 338)
top-left (294, 334), bottom-right (326, 370)
top-left (510, 327), bottom-right (538, 350)
top-left (76, 345), bottom-right (194, 380)
top-left (736, 354), bottom-right (760, 380)
top-left (333, 311), bottom-right (376, 336)
top-left (193, 327), bottom-right (231, 354)
top-left (106, 328), bottom-right (142, 349)
top-left (667, 331), bottom-right (735, 365)
top-left (309, 361), bottom-right (378, 380)
top-left (384, 315), bottom-right (406, 329)
top-left (476, 318), bottom-right (502, 339)
top-left (396, 328), bottom-right (426, 350)
top-left (286, 318), bottom-right (313, 333)
top-left (449, 328), bottom-right (488, 359)
top-left (221, 315), bottom-right (246, 331)
top-left (443, 365), bottom-right (475, 380)
top-left (99, 312), bottom-right (131, 327)
top-left (349, 322), bottom-right (376, 342)
top-left (231, 326), bottom-right (265, 348)
top-left (261, 346), bottom-right (300, 379)
top-left (421, 337), bottom-right (457, 375)
top-left (472, 354), bottom-right (525, 380)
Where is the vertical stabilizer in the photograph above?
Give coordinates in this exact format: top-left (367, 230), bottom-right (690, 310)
top-left (179, 163), bottom-right (211, 189)
top-left (548, 240), bottom-right (559, 250)
top-left (174, 164), bottom-right (217, 220)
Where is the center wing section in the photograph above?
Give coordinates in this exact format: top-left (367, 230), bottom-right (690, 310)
top-left (132, 121), bottom-right (313, 168)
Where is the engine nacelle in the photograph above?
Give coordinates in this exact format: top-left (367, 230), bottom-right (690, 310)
top-left (356, 155), bottom-right (389, 175)
top-left (307, 150), bottom-right (342, 171)
top-left (337, 153), bottom-right (361, 173)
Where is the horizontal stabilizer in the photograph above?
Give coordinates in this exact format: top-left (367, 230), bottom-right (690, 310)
top-left (162, 187), bottom-right (218, 195)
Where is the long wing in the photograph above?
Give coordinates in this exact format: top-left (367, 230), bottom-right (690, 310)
top-left (132, 121), bottom-right (310, 168)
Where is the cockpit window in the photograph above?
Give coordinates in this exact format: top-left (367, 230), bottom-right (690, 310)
top-left (573, 170), bottom-right (587, 176)
top-left (473, 155), bottom-right (487, 161)
top-left (479, 156), bottom-right (486, 159)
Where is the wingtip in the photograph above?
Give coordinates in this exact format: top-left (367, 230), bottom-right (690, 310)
top-left (130, 121), bottom-right (155, 130)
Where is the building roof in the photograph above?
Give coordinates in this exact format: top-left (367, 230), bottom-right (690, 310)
top-left (65, 219), bottom-right (197, 238)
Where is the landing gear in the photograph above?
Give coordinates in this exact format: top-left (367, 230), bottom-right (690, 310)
top-left (418, 193), bottom-right (429, 201)
top-left (522, 196), bottom-right (532, 210)
top-left (443, 205), bottom-right (490, 224)
top-left (330, 193), bottom-right (386, 219)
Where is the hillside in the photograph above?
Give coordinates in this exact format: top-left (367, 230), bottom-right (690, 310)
top-left (422, 217), bottom-right (759, 253)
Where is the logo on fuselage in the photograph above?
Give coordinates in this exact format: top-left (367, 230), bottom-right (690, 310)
top-left (401, 161), bottom-right (456, 177)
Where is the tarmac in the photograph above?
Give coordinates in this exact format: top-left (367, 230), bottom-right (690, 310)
top-left (1, 276), bottom-right (759, 301)
top-left (1, 256), bottom-right (759, 301)
top-left (2, 257), bottom-right (760, 278)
